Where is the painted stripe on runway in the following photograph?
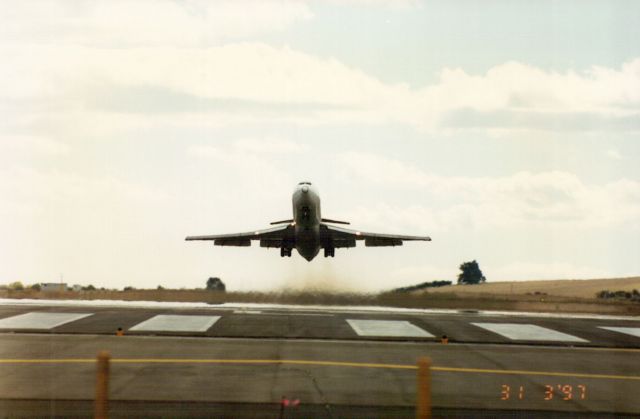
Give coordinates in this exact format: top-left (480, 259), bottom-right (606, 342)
top-left (129, 315), bottom-right (220, 332)
top-left (0, 312), bottom-right (92, 329)
top-left (0, 358), bottom-right (638, 381)
top-left (599, 326), bottom-right (640, 338)
top-left (472, 323), bottom-right (588, 342)
top-left (346, 319), bottom-right (433, 338)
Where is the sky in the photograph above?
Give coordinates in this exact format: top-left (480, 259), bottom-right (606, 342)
top-left (0, 0), bottom-right (639, 292)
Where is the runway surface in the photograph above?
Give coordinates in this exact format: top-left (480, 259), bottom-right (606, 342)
top-left (1, 300), bottom-right (639, 417)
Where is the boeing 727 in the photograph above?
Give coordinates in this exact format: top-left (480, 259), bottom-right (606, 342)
top-left (186, 182), bottom-right (431, 261)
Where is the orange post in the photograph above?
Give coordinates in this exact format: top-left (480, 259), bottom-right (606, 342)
top-left (416, 357), bottom-right (432, 419)
top-left (95, 350), bottom-right (110, 419)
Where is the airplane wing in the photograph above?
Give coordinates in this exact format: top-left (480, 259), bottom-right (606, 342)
top-left (185, 224), bottom-right (292, 247)
top-left (322, 224), bottom-right (431, 247)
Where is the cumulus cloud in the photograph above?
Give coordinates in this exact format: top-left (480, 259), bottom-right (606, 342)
top-left (0, 135), bottom-right (70, 156)
top-left (337, 152), bottom-right (640, 232)
top-left (2, 33), bottom-right (638, 134)
top-left (606, 148), bottom-right (623, 160)
top-left (0, 1), bottom-right (313, 47)
top-left (186, 143), bottom-right (294, 198)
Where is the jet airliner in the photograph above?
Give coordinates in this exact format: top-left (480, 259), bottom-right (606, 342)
top-left (186, 182), bottom-right (431, 261)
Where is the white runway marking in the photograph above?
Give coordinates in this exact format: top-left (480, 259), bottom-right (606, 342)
top-left (3, 299), bottom-right (639, 321)
top-left (0, 312), bottom-right (92, 329)
top-left (599, 326), bottom-right (640, 338)
top-left (129, 315), bottom-right (220, 332)
top-left (472, 323), bottom-right (588, 342)
top-left (346, 319), bottom-right (433, 338)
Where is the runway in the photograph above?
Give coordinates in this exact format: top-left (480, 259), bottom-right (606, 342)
top-left (0, 300), bottom-right (639, 417)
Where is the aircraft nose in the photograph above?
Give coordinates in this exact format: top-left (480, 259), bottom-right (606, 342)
top-left (301, 185), bottom-right (309, 193)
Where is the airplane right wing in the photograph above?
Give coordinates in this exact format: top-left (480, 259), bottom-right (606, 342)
top-left (322, 224), bottom-right (431, 247)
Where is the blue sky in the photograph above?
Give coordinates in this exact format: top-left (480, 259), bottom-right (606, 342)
top-left (0, 1), bottom-right (638, 291)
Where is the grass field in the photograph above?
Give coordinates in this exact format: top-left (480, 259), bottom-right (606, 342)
top-left (425, 276), bottom-right (640, 299)
top-left (1, 276), bottom-right (639, 316)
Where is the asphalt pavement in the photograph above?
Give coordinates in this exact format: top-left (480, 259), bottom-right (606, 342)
top-left (0, 301), bottom-right (638, 418)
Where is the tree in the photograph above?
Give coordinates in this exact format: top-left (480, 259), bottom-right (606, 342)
top-left (206, 277), bottom-right (226, 292)
top-left (457, 260), bottom-right (486, 285)
top-left (8, 281), bottom-right (24, 291)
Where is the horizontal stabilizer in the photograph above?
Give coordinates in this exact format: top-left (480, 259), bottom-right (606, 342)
top-left (270, 219), bottom-right (294, 225)
top-left (321, 218), bottom-right (350, 225)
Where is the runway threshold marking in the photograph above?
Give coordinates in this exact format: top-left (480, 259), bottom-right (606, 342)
top-left (472, 323), bottom-right (588, 343)
top-left (129, 315), bottom-right (220, 332)
top-left (0, 312), bottom-right (93, 330)
top-left (598, 326), bottom-right (640, 338)
top-left (346, 319), bottom-right (434, 338)
top-left (1, 358), bottom-right (639, 381)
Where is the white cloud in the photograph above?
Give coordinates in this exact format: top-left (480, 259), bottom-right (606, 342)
top-left (337, 152), bottom-right (640, 232)
top-left (186, 143), bottom-right (294, 198)
top-left (232, 138), bottom-right (307, 154)
top-left (0, 135), bottom-right (70, 156)
top-left (606, 148), bottom-right (623, 160)
top-left (3, 35), bottom-right (638, 134)
top-left (0, 1), bottom-right (313, 47)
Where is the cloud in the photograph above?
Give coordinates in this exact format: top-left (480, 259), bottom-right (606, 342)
top-left (185, 143), bottom-right (294, 198)
top-left (1, 33), bottom-right (639, 134)
top-left (232, 138), bottom-right (307, 154)
top-left (0, 135), bottom-right (70, 156)
top-left (337, 152), bottom-right (640, 232)
top-left (606, 148), bottom-right (623, 160)
top-left (0, 1), bottom-right (313, 47)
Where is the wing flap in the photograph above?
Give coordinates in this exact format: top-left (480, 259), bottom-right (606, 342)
top-left (322, 224), bottom-right (430, 247)
top-left (365, 237), bottom-right (402, 247)
top-left (215, 238), bottom-right (251, 247)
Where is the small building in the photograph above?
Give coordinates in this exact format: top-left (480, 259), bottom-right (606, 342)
top-left (40, 283), bottom-right (67, 293)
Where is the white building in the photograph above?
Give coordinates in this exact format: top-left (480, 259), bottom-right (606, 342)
top-left (40, 283), bottom-right (67, 293)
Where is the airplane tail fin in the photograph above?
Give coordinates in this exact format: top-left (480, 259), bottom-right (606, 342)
top-left (321, 218), bottom-right (350, 225)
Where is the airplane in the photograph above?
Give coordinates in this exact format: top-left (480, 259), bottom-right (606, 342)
top-left (186, 181), bottom-right (431, 261)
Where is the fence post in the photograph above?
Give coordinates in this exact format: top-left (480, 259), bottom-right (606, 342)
top-left (95, 350), bottom-right (111, 419)
top-left (416, 357), bottom-right (431, 419)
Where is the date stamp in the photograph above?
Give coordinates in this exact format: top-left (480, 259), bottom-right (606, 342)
top-left (501, 384), bottom-right (587, 401)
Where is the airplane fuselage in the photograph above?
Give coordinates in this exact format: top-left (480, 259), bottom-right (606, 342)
top-left (292, 182), bottom-right (322, 261)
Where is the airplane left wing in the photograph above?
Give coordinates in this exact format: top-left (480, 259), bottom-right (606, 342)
top-left (322, 224), bottom-right (431, 247)
top-left (185, 224), bottom-right (292, 247)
